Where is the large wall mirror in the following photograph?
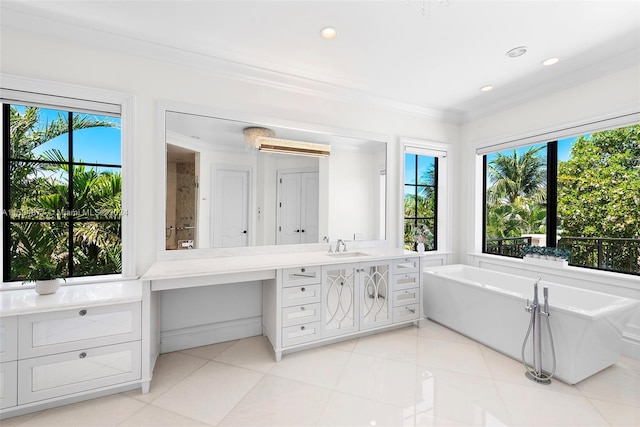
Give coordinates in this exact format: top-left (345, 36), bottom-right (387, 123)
top-left (162, 109), bottom-right (387, 251)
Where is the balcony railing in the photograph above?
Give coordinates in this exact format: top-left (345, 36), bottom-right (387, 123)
top-left (558, 237), bottom-right (640, 275)
top-left (486, 236), bottom-right (640, 275)
top-left (485, 236), bottom-right (532, 258)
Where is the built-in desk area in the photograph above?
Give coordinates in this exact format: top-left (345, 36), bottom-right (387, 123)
top-left (140, 247), bottom-right (425, 388)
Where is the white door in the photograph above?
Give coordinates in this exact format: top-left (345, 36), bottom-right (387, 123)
top-left (300, 172), bottom-right (319, 243)
top-left (277, 171), bottom-right (319, 244)
top-left (212, 168), bottom-right (250, 247)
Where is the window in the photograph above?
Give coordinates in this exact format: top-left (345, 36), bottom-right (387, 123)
top-left (483, 123), bottom-right (640, 275)
top-left (404, 152), bottom-right (438, 251)
top-left (2, 103), bottom-right (122, 282)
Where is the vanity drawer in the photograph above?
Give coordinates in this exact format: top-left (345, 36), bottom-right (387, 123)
top-left (392, 289), bottom-right (420, 307)
top-left (282, 303), bottom-right (322, 327)
top-left (19, 302), bottom-right (141, 359)
top-left (0, 316), bottom-right (18, 363)
top-left (17, 341), bottom-right (141, 405)
top-left (393, 304), bottom-right (420, 323)
top-left (392, 272), bottom-right (420, 291)
top-left (282, 322), bottom-right (322, 348)
top-left (282, 266), bottom-right (321, 288)
top-left (282, 284), bottom-right (321, 308)
top-left (0, 361), bottom-right (18, 409)
top-left (392, 257), bottom-right (420, 275)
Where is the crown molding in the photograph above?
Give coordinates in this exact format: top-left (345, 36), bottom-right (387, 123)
top-left (1, 4), bottom-right (464, 125)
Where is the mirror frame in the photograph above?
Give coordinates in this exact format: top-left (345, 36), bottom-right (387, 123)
top-left (156, 100), bottom-right (390, 260)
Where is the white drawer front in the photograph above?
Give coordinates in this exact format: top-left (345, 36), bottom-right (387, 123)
top-left (392, 289), bottom-right (420, 307)
top-left (282, 322), bottom-right (322, 347)
top-left (19, 302), bottom-right (141, 358)
top-left (18, 341), bottom-right (141, 404)
top-left (393, 304), bottom-right (420, 323)
top-left (282, 303), bottom-right (321, 327)
top-left (282, 284), bottom-right (321, 308)
top-left (393, 272), bottom-right (420, 291)
top-left (1, 361), bottom-right (18, 409)
top-left (392, 257), bottom-right (419, 275)
top-left (0, 316), bottom-right (18, 363)
top-left (282, 266), bottom-right (321, 288)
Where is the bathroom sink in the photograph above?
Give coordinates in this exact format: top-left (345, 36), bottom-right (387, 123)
top-left (326, 251), bottom-right (369, 258)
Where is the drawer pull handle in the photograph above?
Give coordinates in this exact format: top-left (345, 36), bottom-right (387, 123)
top-left (79, 352), bottom-right (87, 359)
top-left (79, 309), bottom-right (87, 316)
top-left (301, 326), bottom-right (306, 331)
top-left (293, 273), bottom-right (314, 278)
top-left (301, 287), bottom-right (306, 292)
top-left (407, 308), bottom-right (416, 314)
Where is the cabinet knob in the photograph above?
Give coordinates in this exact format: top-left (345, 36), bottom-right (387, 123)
top-left (79, 309), bottom-right (87, 316)
top-left (301, 326), bottom-right (306, 331)
top-left (301, 287), bottom-right (306, 292)
top-left (300, 306), bottom-right (305, 311)
top-left (79, 352), bottom-right (87, 359)
top-left (301, 268), bottom-right (306, 273)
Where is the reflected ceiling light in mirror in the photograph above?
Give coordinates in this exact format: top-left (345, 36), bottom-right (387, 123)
top-left (243, 126), bottom-right (275, 150)
top-left (256, 136), bottom-right (331, 157)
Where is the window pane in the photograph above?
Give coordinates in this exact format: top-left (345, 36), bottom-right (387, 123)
top-left (72, 114), bottom-right (121, 164)
top-left (404, 153), bottom-right (416, 184)
top-left (557, 124), bottom-right (640, 274)
top-left (72, 221), bottom-right (121, 277)
top-left (417, 156), bottom-right (435, 186)
top-left (10, 105), bottom-right (69, 160)
top-left (9, 221), bottom-right (69, 281)
top-left (484, 144), bottom-right (547, 257)
top-left (9, 162), bottom-right (69, 220)
top-left (72, 166), bottom-right (122, 220)
top-left (404, 185), bottom-right (416, 217)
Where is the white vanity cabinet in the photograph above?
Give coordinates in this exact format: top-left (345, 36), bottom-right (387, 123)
top-left (0, 316), bottom-right (18, 409)
top-left (0, 282), bottom-right (143, 419)
top-left (391, 257), bottom-right (422, 323)
top-left (262, 253), bottom-right (422, 361)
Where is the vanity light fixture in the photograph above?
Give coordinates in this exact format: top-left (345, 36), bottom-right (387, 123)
top-left (320, 26), bottom-right (337, 39)
top-left (542, 57), bottom-right (560, 66)
top-left (480, 85), bottom-right (494, 92)
top-left (256, 136), bottom-right (331, 157)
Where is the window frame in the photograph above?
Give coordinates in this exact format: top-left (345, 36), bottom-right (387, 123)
top-left (0, 74), bottom-right (135, 287)
top-left (476, 111), bottom-right (640, 275)
top-left (401, 138), bottom-right (451, 253)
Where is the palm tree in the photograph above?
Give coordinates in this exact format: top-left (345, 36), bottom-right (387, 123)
top-left (486, 146), bottom-right (547, 241)
top-left (6, 105), bottom-right (120, 281)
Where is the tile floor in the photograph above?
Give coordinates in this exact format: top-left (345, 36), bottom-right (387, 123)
top-left (4, 320), bottom-right (639, 426)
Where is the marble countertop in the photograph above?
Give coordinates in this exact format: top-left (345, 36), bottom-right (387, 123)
top-left (142, 247), bottom-right (418, 282)
top-left (0, 281), bottom-right (142, 317)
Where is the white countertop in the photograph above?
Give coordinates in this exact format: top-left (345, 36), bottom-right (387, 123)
top-left (0, 281), bottom-right (142, 317)
top-left (142, 248), bottom-right (418, 282)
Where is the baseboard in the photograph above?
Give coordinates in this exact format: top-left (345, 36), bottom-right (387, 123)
top-left (622, 325), bottom-right (640, 360)
top-left (160, 316), bottom-right (263, 353)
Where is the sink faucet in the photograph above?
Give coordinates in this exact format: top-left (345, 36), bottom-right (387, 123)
top-left (335, 239), bottom-right (347, 253)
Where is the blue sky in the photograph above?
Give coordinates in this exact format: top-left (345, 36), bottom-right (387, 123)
top-left (486, 135), bottom-right (589, 164)
top-left (15, 105), bottom-right (121, 166)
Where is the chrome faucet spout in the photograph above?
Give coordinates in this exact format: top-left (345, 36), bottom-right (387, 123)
top-left (335, 239), bottom-right (345, 253)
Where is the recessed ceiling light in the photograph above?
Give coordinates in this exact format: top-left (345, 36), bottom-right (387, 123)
top-left (542, 57), bottom-right (560, 66)
top-left (506, 46), bottom-right (527, 58)
top-left (480, 85), bottom-right (494, 92)
top-left (320, 26), bottom-right (337, 39)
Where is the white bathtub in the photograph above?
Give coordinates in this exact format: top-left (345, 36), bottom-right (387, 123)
top-left (423, 264), bottom-right (639, 384)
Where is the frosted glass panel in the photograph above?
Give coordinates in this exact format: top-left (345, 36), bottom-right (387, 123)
top-left (32, 350), bottom-right (133, 391)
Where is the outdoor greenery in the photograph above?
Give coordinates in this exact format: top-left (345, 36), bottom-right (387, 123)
top-left (485, 123), bottom-right (640, 274)
top-left (404, 155), bottom-right (436, 251)
top-left (5, 105), bottom-right (122, 281)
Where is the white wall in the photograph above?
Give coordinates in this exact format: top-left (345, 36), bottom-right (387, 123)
top-left (0, 26), bottom-right (459, 348)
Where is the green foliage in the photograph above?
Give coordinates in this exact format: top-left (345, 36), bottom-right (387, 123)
top-left (485, 146), bottom-right (547, 240)
top-left (6, 106), bottom-right (122, 281)
top-left (557, 125), bottom-right (640, 239)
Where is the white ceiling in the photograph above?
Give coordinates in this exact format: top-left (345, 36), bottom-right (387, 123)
top-left (2, 0), bottom-right (639, 123)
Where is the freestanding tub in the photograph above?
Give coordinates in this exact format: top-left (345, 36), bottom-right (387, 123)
top-left (423, 264), bottom-right (639, 384)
